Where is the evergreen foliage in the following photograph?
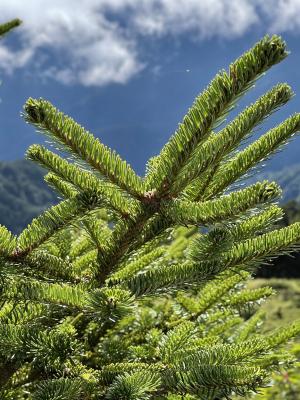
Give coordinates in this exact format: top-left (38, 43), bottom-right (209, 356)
top-left (1, 21), bottom-right (300, 398)
top-left (0, 18), bottom-right (21, 37)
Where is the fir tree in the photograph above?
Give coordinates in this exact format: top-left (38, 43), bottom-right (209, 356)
top-left (1, 20), bottom-right (300, 399)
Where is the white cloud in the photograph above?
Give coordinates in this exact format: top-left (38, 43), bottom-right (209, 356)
top-left (258, 0), bottom-right (300, 33)
top-left (0, 0), bottom-right (143, 86)
top-left (130, 0), bottom-right (258, 38)
top-left (0, 0), bottom-right (300, 87)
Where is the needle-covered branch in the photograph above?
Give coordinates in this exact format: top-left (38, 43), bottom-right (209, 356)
top-left (27, 144), bottom-right (137, 217)
top-left (45, 172), bottom-right (78, 198)
top-left (0, 18), bottom-right (21, 37)
top-left (163, 181), bottom-right (281, 225)
top-left (0, 226), bottom-right (16, 257)
top-left (171, 83), bottom-right (293, 195)
top-left (205, 113), bottom-right (300, 199)
top-left (14, 193), bottom-right (103, 257)
top-left (145, 35), bottom-right (288, 195)
top-left (190, 222), bottom-right (300, 270)
top-left (23, 99), bottom-right (145, 199)
top-left (2, 31), bottom-right (300, 399)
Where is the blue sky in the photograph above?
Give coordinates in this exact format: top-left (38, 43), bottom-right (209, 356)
top-left (1, 0), bottom-right (300, 175)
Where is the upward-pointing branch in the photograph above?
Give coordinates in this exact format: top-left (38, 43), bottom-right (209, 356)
top-left (173, 83), bottom-right (292, 196)
top-left (145, 35), bottom-right (288, 196)
top-left (0, 19), bottom-right (22, 38)
top-left (23, 99), bottom-right (145, 199)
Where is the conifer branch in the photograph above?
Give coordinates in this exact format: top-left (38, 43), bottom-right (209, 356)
top-left (221, 222), bottom-right (300, 269)
top-left (25, 250), bottom-right (74, 281)
top-left (27, 144), bottom-right (137, 218)
top-left (177, 271), bottom-right (249, 318)
top-left (45, 172), bottom-right (78, 198)
top-left (189, 222), bottom-right (300, 273)
top-left (127, 223), bottom-right (300, 296)
top-left (72, 248), bottom-right (98, 278)
top-left (226, 287), bottom-right (274, 307)
top-left (124, 261), bottom-right (217, 296)
top-left (106, 370), bottom-right (161, 400)
top-left (2, 31), bottom-right (300, 398)
top-left (205, 113), bottom-right (300, 199)
top-left (229, 204), bottom-right (284, 240)
top-left (23, 99), bottom-right (145, 199)
top-left (171, 83), bottom-right (293, 196)
top-left (32, 379), bottom-right (86, 400)
top-left (0, 226), bottom-right (16, 257)
top-left (96, 210), bottom-right (153, 282)
top-left (1, 277), bottom-right (86, 308)
top-left (108, 247), bottom-right (166, 284)
top-left (187, 206), bottom-right (283, 267)
top-left (165, 363), bottom-right (265, 398)
top-left (164, 181), bottom-right (281, 225)
top-left (14, 194), bottom-right (102, 257)
top-left (234, 310), bottom-right (266, 342)
top-left (69, 236), bottom-right (95, 260)
top-left (266, 321), bottom-right (300, 348)
top-left (182, 165), bottom-right (218, 201)
top-left (145, 35), bottom-right (288, 195)
top-left (0, 18), bottom-right (22, 37)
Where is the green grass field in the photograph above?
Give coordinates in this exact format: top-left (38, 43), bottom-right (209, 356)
top-left (249, 278), bottom-right (300, 331)
top-left (236, 279), bottom-right (300, 399)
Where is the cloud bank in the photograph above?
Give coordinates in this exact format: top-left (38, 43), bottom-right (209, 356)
top-left (0, 0), bottom-right (299, 87)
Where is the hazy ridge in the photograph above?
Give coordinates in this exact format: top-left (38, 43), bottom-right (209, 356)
top-left (0, 159), bottom-right (57, 233)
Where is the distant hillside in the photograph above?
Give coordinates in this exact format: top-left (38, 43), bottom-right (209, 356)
top-left (0, 160), bottom-right (57, 233)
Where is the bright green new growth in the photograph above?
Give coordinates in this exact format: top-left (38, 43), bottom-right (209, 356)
top-left (1, 21), bottom-right (300, 399)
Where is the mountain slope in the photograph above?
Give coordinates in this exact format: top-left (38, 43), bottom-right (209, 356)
top-left (0, 159), bottom-right (57, 233)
